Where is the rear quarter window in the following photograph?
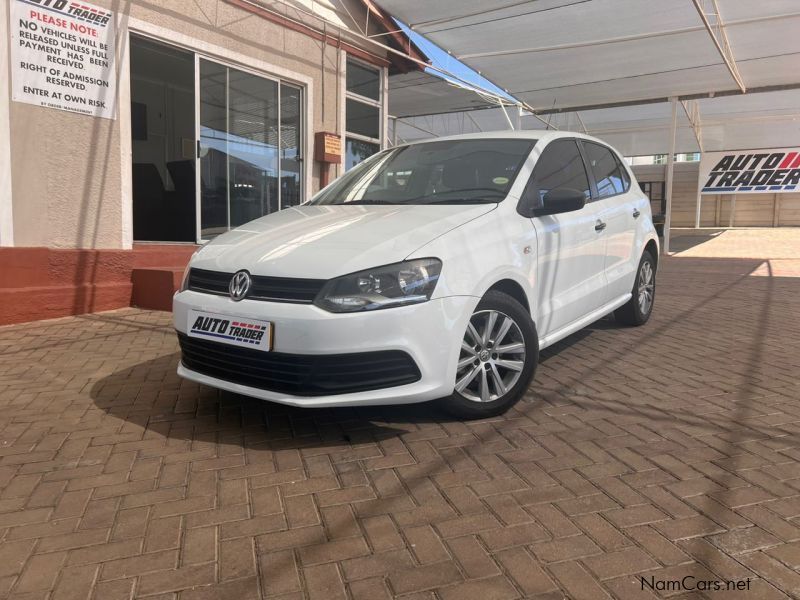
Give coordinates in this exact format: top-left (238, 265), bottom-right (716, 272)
top-left (584, 142), bottom-right (628, 198)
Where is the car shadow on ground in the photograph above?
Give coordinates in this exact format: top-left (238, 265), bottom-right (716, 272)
top-left (89, 349), bottom-right (460, 450)
top-left (88, 319), bottom-right (602, 450)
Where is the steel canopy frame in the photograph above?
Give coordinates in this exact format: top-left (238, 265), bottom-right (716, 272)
top-left (375, 1), bottom-right (800, 114)
top-left (663, 99), bottom-right (679, 255)
top-left (691, 0), bottom-right (746, 93)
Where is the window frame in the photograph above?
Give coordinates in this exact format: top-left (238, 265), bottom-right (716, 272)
top-left (517, 137), bottom-right (593, 217)
top-left (577, 140), bottom-right (631, 201)
top-left (641, 180), bottom-right (666, 215)
top-left (344, 56), bottom-right (385, 170)
top-left (126, 31), bottom-right (310, 245)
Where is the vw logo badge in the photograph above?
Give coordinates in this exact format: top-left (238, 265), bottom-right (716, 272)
top-left (229, 270), bottom-right (251, 301)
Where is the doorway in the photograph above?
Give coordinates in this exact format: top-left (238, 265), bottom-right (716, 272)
top-left (130, 36), bottom-right (196, 242)
top-left (129, 36), bottom-right (305, 243)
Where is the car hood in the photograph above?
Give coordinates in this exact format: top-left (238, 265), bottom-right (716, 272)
top-left (191, 204), bottom-right (496, 278)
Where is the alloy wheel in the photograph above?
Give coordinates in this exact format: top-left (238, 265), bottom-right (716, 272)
top-left (455, 310), bottom-right (526, 403)
top-left (638, 261), bottom-right (655, 316)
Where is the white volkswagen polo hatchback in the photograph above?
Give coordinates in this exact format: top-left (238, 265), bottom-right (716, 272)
top-left (174, 132), bottom-right (659, 418)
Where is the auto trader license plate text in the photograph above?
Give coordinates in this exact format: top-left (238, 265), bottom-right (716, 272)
top-left (187, 310), bottom-right (272, 351)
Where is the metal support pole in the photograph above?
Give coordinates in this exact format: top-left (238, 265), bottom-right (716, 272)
top-left (500, 104), bottom-right (515, 130)
top-left (694, 163), bottom-right (703, 228)
top-left (694, 191), bottom-right (702, 228)
top-left (663, 97), bottom-right (678, 254)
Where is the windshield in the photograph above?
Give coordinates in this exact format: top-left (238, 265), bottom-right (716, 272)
top-left (308, 138), bottom-right (536, 205)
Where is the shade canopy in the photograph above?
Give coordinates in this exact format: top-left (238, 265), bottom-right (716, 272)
top-left (388, 72), bottom-right (499, 118)
top-left (379, 0), bottom-right (800, 155)
top-left (391, 88), bottom-right (800, 156)
top-left (377, 0), bottom-right (800, 112)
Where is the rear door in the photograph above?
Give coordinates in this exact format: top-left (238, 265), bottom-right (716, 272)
top-left (580, 141), bottom-right (637, 302)
top-left (522, 139), bottom-right (608, 338)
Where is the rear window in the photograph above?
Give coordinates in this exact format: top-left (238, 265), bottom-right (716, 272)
top-left (309, 139), bottom-right (536, 205)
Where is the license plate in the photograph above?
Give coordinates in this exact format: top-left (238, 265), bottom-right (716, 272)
top-left (187, 310), bottom-right (272, 351)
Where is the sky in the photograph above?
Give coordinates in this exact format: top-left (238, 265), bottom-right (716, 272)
top-left (395, 20), bottom-right (516, 103)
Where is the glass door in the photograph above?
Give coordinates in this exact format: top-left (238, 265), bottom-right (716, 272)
top-left (280, 84), bottom-right (302, 208)
top-left (197, 58), bottom-right (302, 241)
top-left (198, 60), bottom-right (229, 238)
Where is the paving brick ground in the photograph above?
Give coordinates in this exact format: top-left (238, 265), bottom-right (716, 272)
top-left (670, 228), bottom-right (800, 260)
top-left (1, 255), bottom-right (800, 599)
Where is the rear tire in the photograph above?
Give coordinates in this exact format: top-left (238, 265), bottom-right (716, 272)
top-left (614, 250), bottom-right (656, 326)
top-left (440, 291), bottom-right (538, 419)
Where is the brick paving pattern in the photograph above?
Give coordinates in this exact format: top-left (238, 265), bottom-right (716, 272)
top-left (670, 228), bottom-right (800, 260)
top-left (1, 256), bottom-right (799, 599)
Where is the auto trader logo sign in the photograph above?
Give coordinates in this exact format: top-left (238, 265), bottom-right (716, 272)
top-left (10, 0), bottom-right (116, 119)
top-left (699, 148), bottom-right (800, 195)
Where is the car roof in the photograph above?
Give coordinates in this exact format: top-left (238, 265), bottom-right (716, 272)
top-left (403, 130), bottom-right (614, 149)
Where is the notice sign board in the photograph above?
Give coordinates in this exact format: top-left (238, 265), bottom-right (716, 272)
top-left (315, 131), bottom-right (342, 163)
top-left (10, 0), bottom-right (116, 119)
top-left (699, 147), bottom-right (800, 194)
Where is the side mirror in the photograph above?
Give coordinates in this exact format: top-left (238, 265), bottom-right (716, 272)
top-left (534, 188), bottom-right (586, 216)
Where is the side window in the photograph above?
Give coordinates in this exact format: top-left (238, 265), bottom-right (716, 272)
top-left (617, 158), bottom-right (631, 192)
top-left (584, 142), bottom-right (626, 198)
top-left (520, 139), bottom-right (591, 214)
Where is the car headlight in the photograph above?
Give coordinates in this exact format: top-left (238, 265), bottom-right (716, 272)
top-left (314, 258), bottom-right (442, 313)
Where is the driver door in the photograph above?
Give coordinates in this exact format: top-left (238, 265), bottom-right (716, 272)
top-left (522, 139), bottom-right (608, 338)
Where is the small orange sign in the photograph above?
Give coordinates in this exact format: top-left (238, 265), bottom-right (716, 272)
top-left (315, 131), bottom-right (342, 163)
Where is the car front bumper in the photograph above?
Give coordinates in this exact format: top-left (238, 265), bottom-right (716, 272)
top-left (173, 290), bottom-right (477, 407)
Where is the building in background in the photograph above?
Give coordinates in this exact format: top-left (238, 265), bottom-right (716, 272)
top-left (0, 0), bottom-right (425, 324)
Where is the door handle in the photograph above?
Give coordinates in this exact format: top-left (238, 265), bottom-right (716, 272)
top-left (594, 220), bottom-right (606, 232)
top-left (633, 209), bottom-right (641, 218)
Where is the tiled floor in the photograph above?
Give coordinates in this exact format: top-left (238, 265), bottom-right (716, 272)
top-left (1, 255), bottom-right (799, 599)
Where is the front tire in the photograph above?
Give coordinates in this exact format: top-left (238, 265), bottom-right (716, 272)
top-left (440, 291), bottom-right (538, 419)
top-left (614, 250), bottom-right (656, 326)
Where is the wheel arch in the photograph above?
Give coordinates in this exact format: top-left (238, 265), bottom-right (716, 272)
top-left (644, 238), bottom-right (659, 269)
top-left (486, 278), bottom-right (531, 315)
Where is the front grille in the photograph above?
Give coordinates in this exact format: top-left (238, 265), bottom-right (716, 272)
top-left (178, 333), bottom-right (421, 396)
top-left (187, 268), bottom-right (325, 303)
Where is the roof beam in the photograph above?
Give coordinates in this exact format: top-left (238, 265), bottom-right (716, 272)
top-left (395, 119), bottom-right (439, 137)
top-left (574, 111), bottom-right (589, 135)
top-left (407, 0), bottom-right (584, 32)
top-left (465, 111), bottom-right (483, 132)
top-left (691, 0), bottom-right (746, 93)
top-left (681, 99), bottom-right (703, 151)
top-left (531, 82), bottom-right (800, 115)
top-left (500, 103), bottom-right (516, 130)
top-left (456, 10), bottom-right (799, 61)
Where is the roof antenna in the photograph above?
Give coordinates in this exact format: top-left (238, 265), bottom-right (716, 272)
top-left (545, 99), bottom-right (557, 130)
